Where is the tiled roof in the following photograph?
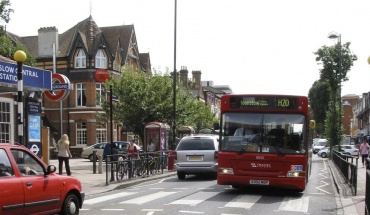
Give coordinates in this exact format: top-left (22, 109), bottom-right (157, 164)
top-left (5, 16), bottom-right (146, 67)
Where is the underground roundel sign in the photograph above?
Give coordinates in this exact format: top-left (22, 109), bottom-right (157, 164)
top-left (44, 74), bottom-right (71, 101)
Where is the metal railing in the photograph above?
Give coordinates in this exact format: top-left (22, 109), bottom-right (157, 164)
top-left (331, 150), bottom-right (358, 195)
top-left (102, 151), bottom-right (175, 186)
top-left (365, 158), bottom-right (370, 215)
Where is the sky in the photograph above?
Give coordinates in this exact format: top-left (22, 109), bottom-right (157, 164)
top-left (3, 0), bottom-right (370, 97)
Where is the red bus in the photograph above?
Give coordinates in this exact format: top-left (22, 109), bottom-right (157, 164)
top-left (216, 94), bottom-right (312, 192)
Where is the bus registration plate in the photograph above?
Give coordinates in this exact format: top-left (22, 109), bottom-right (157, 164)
top-left (250, 179), bottom-right (269, 185)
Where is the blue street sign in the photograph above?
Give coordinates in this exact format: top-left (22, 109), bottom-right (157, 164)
top-left (0, 61), bottom-right (52, 90)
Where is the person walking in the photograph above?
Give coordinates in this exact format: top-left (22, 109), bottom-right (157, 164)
top-left (57, 134), bottom-right (72, 175)
top-left (359, 139), bottom-right (369, 167)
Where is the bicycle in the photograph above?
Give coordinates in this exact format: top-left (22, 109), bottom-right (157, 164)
top-left (116, 156), bottom-right (128, 181)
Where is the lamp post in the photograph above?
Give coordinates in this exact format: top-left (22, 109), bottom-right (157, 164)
top-left (172, 0), bottom-right (177, 149)
top-left (328, 32), bottom-right (342, 149)
top-left (14, 50), bottom-right (27, 145)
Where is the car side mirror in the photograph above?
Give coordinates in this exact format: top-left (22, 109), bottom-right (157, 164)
top-left (46, 165), bottom-right (57, 175)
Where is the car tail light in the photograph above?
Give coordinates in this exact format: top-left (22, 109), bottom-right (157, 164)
top-left (214, 151), bottom-right (218, 160)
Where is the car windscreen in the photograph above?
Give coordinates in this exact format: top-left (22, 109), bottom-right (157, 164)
top-left (177, 139), bottom-right (215, 150)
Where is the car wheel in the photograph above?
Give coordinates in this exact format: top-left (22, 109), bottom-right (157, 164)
top-left (321, 152), bottom-right (327, 158)
top-left (89, 154), bottom-right (94, 162)
top-left (177, 171), bottom-right (186, 180)
top-left (61, 194), bottom-right (80, 215)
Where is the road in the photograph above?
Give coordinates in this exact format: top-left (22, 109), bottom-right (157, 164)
top-left (80, 155), bottom-right (339, 215)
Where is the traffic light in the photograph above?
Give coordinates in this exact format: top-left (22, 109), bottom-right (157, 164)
top-left (309, 120), bottom-right (316, 129)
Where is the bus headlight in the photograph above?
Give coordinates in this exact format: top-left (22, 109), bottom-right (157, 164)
top-left (287, 171), bottom-right (305, 177)
top-left (218, 168), bottom-right (234, 175)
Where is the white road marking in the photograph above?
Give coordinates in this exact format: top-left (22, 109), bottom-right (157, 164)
top-left (179, 211), bottom-right (205, 214)
top-left (84, 192), bottom-right (137, 205)
top-left (170, 192), bottom-right (219, 205)
top-left (278, 196), bottom-right (309, 212)
top-left (120, 191), bottom-right (176, 204)
top-left (225, 194), bottom-right (261, 209)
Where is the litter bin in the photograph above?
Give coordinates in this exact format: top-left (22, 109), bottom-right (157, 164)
top-left (168, 151), bottom-right (175, 171)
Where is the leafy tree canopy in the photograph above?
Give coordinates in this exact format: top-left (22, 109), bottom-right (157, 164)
top-left (103, 66), bottom-right (215, 142)
top-left (0, 0), bottom-right (13, 24)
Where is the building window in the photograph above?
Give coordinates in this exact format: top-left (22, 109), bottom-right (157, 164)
top-left (96, 83), bottom-right (106, 106)
top-left (76, 83), bottom-right (87, 107)
top-left (75, 49), bottom-right (86, 68)
top-left (96, 122), bottom-right (107, 143)
top-left (0, 101), bottom-right (12, 143)
top-left (76, 122), bottom-right (87, 146)
top-left (95, 49), bottom-right (107, 69)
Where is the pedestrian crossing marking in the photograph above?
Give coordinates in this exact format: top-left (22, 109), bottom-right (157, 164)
top-left (120, 191), bottom-right (176, 204)
top-left (278, 196), bottom-right (309, 212)
top-left (84, 192), bottom-right (138, 205)
top-left (170, 192), bottom-right (219, 205)
top-left (225, 194), bottom-right (261, 209)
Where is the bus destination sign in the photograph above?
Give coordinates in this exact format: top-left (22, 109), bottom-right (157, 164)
top-left (230, 96), bottom-right (298, 110)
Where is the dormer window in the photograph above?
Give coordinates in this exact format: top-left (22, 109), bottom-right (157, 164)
top-left (95, 49), bottom-right (107, 69)
top-left (75, 49), bottom-right (86, 68)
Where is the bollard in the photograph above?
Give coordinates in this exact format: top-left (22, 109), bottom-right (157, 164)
top-left (98, 155), bottom-right (103, 174)
top-left (93, 150), bottom-right (97, 174)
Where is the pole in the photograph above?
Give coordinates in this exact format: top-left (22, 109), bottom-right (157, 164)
top-left (17, 61), bottom-right (24, 145)
top-left (14, 50), bottom-right (27, 145)
top-left (172, 0), bottom-right (177, 150)
top-left (53, 43), bottom-right (63, 136)
top-left (338, 34), bottom-right (342, 151)
top-left (110, 85), bottom-right (114, 182)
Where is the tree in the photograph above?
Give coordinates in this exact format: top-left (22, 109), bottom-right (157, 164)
top-left (308, 80), bottom-right (330, 136)
top-left (103, 66), bottom-right (215, 142)
top-left (0, 0), bottom-right (13, 23)
top-left (0, 35), bottom-right (36, 66)
top-left (314, 41), bottom-right (357, 150)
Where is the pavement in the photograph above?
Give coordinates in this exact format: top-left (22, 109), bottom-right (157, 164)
top-left (50, 158), bottom-right (367, 214)
top-left (327, 157), bottom-right (366, 215)
top-left (49, 159), bottom-right (177, 197)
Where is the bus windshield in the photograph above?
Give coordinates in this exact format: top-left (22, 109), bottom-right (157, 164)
top-left (221, 113), bottom-right (306, 155)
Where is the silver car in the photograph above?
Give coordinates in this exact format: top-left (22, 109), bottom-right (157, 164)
top-left (174, 135), bottom-right (219, 179)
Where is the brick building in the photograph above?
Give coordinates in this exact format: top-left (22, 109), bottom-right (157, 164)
top-left (6, 16), bottom-right (150, 156)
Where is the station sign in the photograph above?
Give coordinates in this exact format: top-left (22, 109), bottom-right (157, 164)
top-left (0, 60), bottom-right (52, 90)
top-left (44, 74), bottom-right (72, 101)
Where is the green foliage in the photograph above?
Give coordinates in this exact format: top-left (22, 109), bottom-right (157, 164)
top-left (0, 0), bottom-right (13, 24)
top-left (0, 35), bottom-right (36, 66)
top-left (314, 41), bottom-right (357, 148)
top-left (103, 66), bottom-right (215, 141)
top-left (308, 80), bottom-right (330, 135)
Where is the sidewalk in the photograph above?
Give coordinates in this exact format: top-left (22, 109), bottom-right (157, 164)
top-left (49, 159), bottom-right (177, 196)
top-left (328, 158), bottom-right (366, 215)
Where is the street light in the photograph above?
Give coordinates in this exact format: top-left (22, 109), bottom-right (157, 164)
top-left (173, 0), bottom-right (177, 149)
top-left (14, 50), bottom-right (27, 145)
top-left (328, 32), bottom-right (342, 149)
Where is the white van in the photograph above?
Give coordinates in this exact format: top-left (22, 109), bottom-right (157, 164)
top-left (313, 138), bottom-right (328, 154)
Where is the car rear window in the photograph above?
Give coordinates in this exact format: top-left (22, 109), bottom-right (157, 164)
top-left (177, 139), bottom-right (215, 150)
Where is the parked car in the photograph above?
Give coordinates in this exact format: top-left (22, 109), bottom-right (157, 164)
top-left (81, 141), bottom-right (142, 162)
top-left (341, 144), bottom-right (359, 156)
top-left (0, 143), bottom-right (84, 215)
top-left (174, 135), bottom-right (219, 179)
top-left (317, 147), bottom-right (330, 158)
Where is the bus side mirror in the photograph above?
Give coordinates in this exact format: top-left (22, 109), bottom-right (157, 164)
top-left (214, 123), bottom-right (220, 130)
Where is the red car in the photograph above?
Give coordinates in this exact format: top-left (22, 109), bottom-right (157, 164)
top-left (0, 143), bottom-right (84, 215)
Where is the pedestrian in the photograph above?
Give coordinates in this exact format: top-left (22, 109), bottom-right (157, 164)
top-left (147, 139), bottom-right (156, 156)
top-left (359, 139), bottom-right (369, 167)
top-left (57, 134), bottom-right (72, 175)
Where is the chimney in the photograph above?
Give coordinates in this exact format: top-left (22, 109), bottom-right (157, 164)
top-left (179, 66), bottom-right (188, 87)
top-left (192, 70), bottom-right (202, 86)
top-left (38, 27), bottom-right (59, 57)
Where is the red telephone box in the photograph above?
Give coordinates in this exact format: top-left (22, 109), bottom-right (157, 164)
top-left (144, 122), bottom-right (170, 154)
